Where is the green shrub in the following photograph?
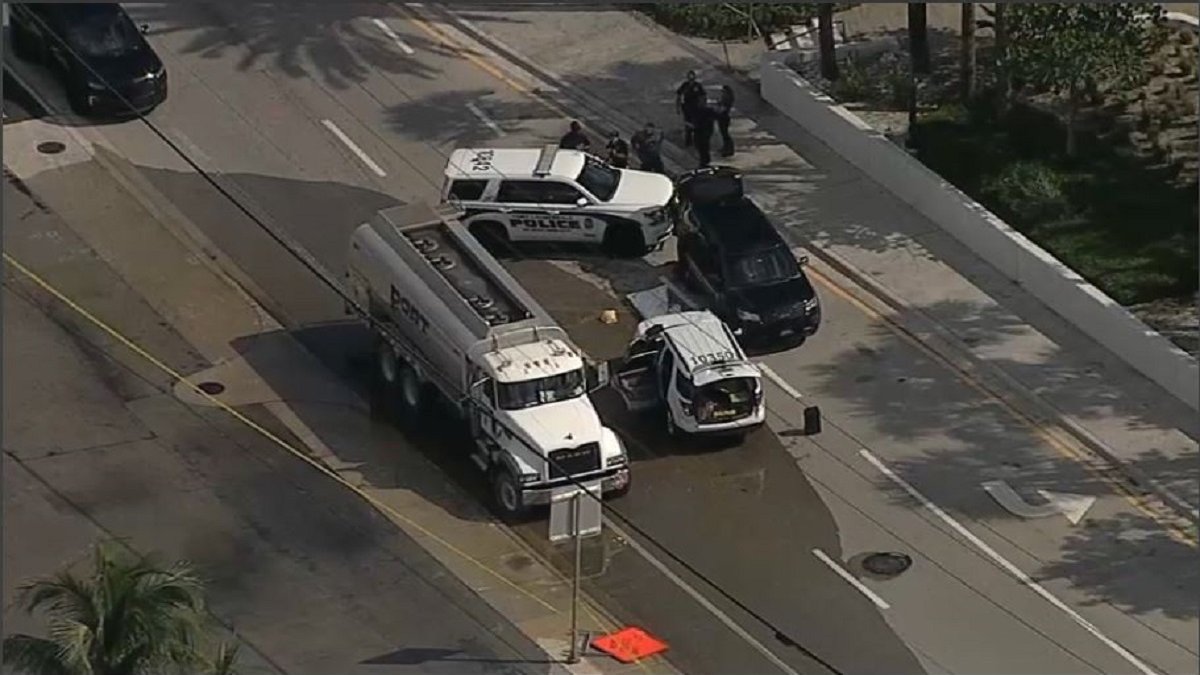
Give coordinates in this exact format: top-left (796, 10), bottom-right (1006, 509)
top-left (633, 3), bottom-right (855, 42)
top-left (979, 161), bottom-right (1073, 223)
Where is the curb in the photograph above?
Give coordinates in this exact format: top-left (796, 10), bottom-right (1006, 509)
top-left (433, 7), bottom-right (1200, 525)
top-left (3, 64), bottom-right (290, 334)
top-left (4, 56), bottom-right (650, 671)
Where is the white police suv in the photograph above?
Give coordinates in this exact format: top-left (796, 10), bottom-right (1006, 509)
top-left (441, 145), bottom-right (675, 256)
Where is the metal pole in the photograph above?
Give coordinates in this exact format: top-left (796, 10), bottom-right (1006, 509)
top-left (568, 491), bottom-right (583, 664)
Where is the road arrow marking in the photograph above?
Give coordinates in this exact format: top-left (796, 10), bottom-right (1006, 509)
top-left (982, 481), bottom-right (1096, 525)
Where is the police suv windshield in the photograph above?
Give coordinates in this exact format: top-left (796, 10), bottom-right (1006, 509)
top-left (729, 247), bottom-right (798, 288)
top-left (497, 370), bottom-right (586, 410)
top-left (575, 156), bottom-right (620, 202)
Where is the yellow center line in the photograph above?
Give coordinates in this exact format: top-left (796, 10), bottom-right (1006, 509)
top-left (404, 8), bottom-right (1197, 548)
top-left (2, 252), bottom-right (604, 620)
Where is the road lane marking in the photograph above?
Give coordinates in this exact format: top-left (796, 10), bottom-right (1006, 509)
top-left (1, 252), bottom-right (563, 615)
top-left (806, 265), bottom-right (1197, 548)
top-left (466, 101), bottom-right (504, 135)
top-left (811, 549), bottom-right (890, 610)
top-left (860, 448), bottom-right (1162, 675)
top-left (757, 363), bottom-right (804, 401)
top-left (411, 4), bottom-right (1197, 547)
top-left (603, 518), bottom-right (803, 675)
top-left (320, 119), bottom-right (387, 178)
top-left (372, 18), bottom-right (415, 55)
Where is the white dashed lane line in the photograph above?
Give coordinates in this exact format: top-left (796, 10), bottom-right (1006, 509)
top-left (372, 18), bottom-right (415, 55)
top-left (320, 119), bottom-right (387, 178)
top-left (466, 101), bottom-right (505, 135)
top-left (811, 548), bottom-right (891, 610)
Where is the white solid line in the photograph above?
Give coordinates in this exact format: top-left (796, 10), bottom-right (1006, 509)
top-left (811, 549), bottom-right (890, 610)
top-left (371, 18), bottom-right (415, 55)
top-left (603, 517), bottom-right (802, 675)
top-left (465, 101), bottom-right (504, 135)
top-left (757, 362), bottom-right (804, 401)
top-left (859, 449), bottom-right (1161, 675)
top-left (320, 119), bottom-right (387, 178)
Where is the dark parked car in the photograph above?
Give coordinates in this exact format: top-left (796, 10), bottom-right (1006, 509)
top-left (674, 166), bottom-right (821, 346)
top-left (9, 3), bottom-right (166, 116)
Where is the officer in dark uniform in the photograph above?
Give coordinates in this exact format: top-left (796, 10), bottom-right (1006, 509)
top-left (559, 120), bottom-right (591, 150)
top-left (693, 103), bottom-right (716, 168)
top-left (715, 84), bottom-right (735, 157)
top-left (675, 70), bottom-right (707, 148)
top-left (631, 122), bottom-right (665, 174)
top-left (606, 130), bottom-right (630, 168)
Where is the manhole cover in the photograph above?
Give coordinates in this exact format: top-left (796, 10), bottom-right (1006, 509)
top-left (862, 552), bottom-right (912, 577)
top-left (37, 141), bottom-right (66, 155)
top-left (197, 381), bottom-right (225, 396)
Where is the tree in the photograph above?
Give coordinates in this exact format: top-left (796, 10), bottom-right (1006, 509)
top-left (908, 3), bottom-right (930, 75)
top-left (3, 541), bottom-right (239, 675)
top-left (817, 3), bottom-right (839, 81)
top-left (960, 2), bottom-right (977, 101)
top-left (1003, 3), bottom-right (1166, 157)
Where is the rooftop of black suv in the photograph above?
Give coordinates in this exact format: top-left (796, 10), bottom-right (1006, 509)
top-left (677, 167), bottom-right (783, 254)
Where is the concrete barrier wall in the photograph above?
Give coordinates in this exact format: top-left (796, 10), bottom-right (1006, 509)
top-left (760, 55), bottom-right (1200, 409)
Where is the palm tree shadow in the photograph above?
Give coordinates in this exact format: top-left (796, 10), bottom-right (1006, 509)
top-left (126, 3), bottom-right (447, 90)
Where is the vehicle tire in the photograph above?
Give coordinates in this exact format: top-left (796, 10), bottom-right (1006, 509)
top-left (608, 472), bottom-right (632, 499)
top-left (11, 23), bottom-right (38, 63)
top-left (491, 469), bottom-right (527, 522)
top-left (395, 362), bottom-right (428, 429)
top-left (469, 220), bottom-right (509, 253)
top-left (602, 224), bottom-right (646, 258)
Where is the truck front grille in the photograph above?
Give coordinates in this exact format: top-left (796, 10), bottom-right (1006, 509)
top-left (548, 442), bottom-right (601, 479)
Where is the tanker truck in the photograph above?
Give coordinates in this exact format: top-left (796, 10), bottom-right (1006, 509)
top-left (345, 202), bottom-right (631, 519)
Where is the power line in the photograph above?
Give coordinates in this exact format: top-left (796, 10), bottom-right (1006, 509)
top-left (17, 11), bottom-right (845, 675)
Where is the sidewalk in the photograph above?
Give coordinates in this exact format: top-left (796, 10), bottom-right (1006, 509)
top-left (3, 115), bottom-right (677, 675)
top-left (434, 7), bottom-right (1198, 517)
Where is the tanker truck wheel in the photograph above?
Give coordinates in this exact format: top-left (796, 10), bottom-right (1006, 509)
top-left (491, 469), bottom-right (528, 523)
top-left (395, 363), bottom-right (429, 430)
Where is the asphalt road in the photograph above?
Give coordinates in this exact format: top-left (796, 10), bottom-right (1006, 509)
top-left (2, 164), bottom-right (556, 674)
top-left (6, 4), bottom-right (1197, 675)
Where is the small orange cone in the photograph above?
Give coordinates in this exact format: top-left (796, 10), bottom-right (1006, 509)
top-left (591, 626), bottom-right (668, 663)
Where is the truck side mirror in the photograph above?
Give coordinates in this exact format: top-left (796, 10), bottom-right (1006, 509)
top-left (584, 359), bottom-right (610, 392)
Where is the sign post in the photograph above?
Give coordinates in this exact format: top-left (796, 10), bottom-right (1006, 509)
top-left (549, 479), bottom-right (603, 663)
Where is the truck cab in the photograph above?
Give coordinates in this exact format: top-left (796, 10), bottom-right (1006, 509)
top-left (466, 337), bottom-right (629, 517)
top-left (612, 311), bottom-right (765, 439)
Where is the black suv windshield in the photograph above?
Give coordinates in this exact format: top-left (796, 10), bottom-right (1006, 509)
top-left (62, 6), bottom-right (142, 59)
top-left (575, 156), bottom-right (620, 202)
top-left (728, 247), bottom-right (798, 288)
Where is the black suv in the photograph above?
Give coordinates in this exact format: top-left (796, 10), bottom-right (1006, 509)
top-left (674, 166), bottom-right (821, 345)
top-left (9, 3), bottom-right (167, 117)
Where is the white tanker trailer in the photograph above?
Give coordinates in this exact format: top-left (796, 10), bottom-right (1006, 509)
top-left (345, 202), bottom-right (630, 519)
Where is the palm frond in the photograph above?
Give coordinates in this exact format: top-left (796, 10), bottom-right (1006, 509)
top-left (207, 642), bottom-right (241, 675)
top-left (1, 634), bottom-right (79, 675)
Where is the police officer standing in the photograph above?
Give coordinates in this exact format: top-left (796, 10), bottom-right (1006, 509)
top-left (715, 84), bottom-right (735, 157)
top-left (675, 70), bottom-right (707, 148)
top-left (559, 120), bottom-right (591, 150)
top-left (693, 103), bottom-right (716, 168)
top-left (631, 122), bottom-right (665, 174)
top-left (606, 130), bottom-right (630, 168)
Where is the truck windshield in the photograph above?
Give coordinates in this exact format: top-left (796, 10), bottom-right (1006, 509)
top-left (575, 156), bottom-right (620, 202)
top-left (497, 370), bottom-right (586, 410)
